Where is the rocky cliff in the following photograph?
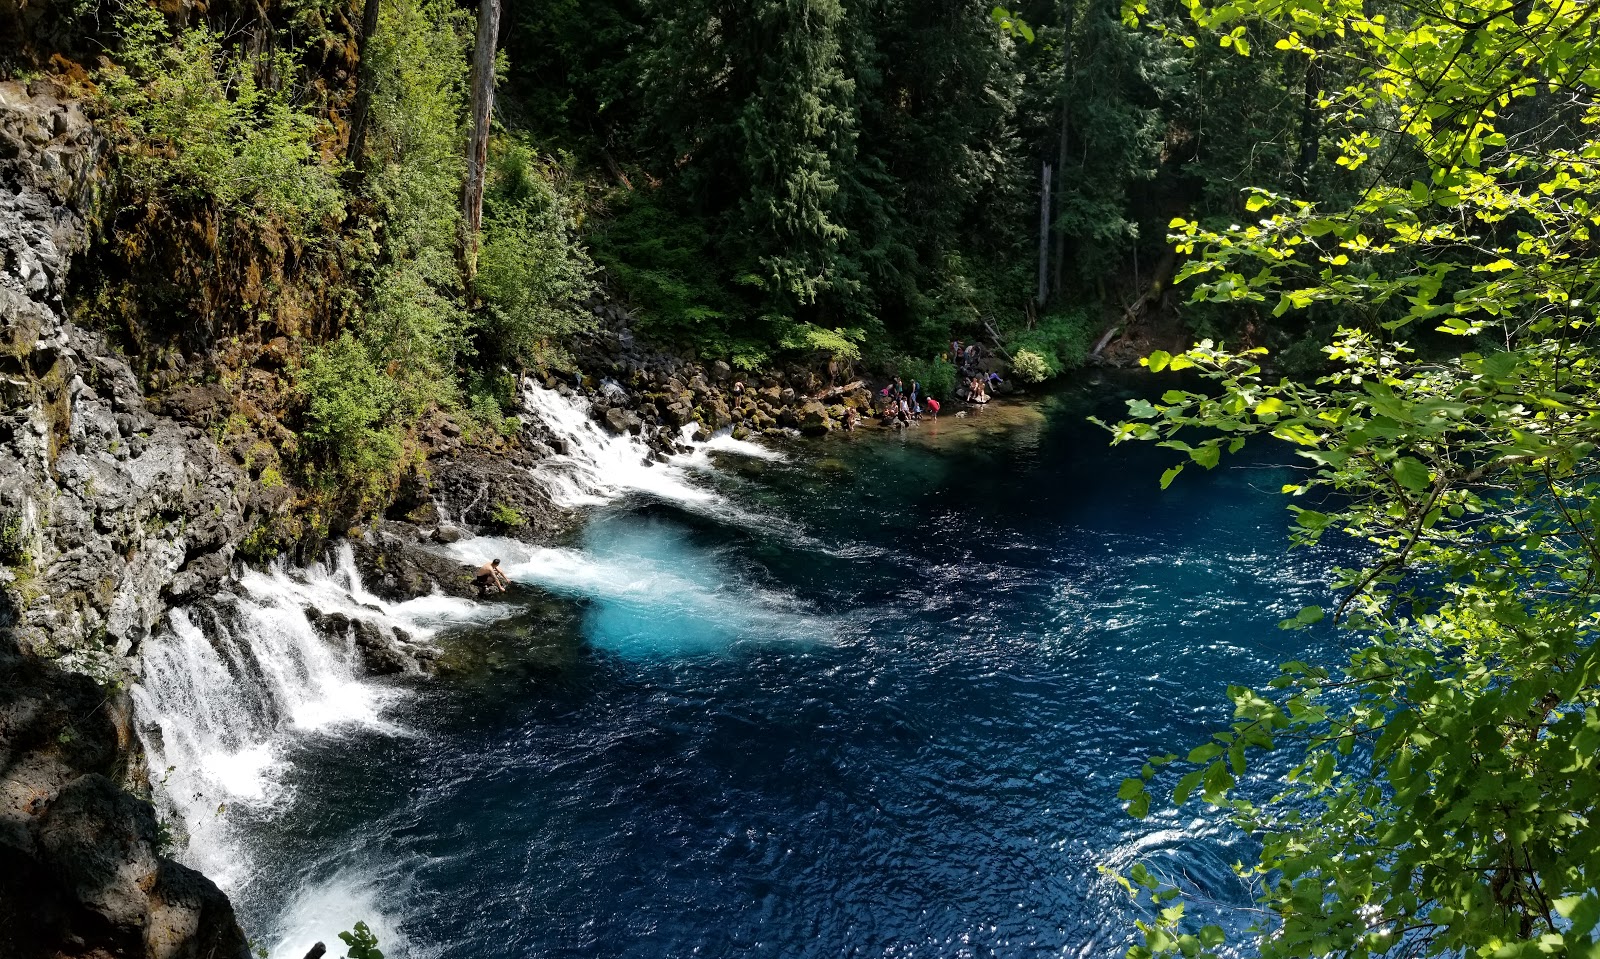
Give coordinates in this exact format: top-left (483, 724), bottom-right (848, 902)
top-left (0, 79), bottom-right (252, 959)
top-left (0, 80), bottom-right (259, 667)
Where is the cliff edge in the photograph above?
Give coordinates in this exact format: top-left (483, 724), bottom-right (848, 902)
top-left (0, 79), bottom-right (252, 959)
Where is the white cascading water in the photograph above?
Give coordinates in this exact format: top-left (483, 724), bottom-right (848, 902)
top-left (672, 421), bottom-right (788, 469)
top-left (518, 381), bottom-right (716, 506)
top-left (132, 545), bottom-right (494, 947)
top-left (131, 387), bottom-right (791, 954)
top-left (517, 380), bottom-right (788, 507)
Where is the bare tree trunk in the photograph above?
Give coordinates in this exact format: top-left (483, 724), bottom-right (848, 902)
top-left (1050, 0), bottom-right (1076, 296)
top-left (344, 0), bottom-right (383, 172)
top-left (1036, 162), bottom-right (1052, 307)
top-left (462, 0), bottom-right (502, 275)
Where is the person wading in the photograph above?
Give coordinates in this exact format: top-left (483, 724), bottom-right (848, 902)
top-left (474, 559), bottom-right (510, 597)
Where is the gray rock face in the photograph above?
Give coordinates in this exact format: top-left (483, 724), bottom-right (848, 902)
top-left (0, 629), bottom-right (249, 959)
top-left (0, 80), bottom-right (253, 667)
top-left (0, 80), bottom-right (252, 959)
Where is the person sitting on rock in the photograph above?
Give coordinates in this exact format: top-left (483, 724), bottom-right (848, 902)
top-left (474, 559), bottom-right (509, 598)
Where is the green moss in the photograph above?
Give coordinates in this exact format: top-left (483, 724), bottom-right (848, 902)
top-left (488, 501), bottom-right (527, 530)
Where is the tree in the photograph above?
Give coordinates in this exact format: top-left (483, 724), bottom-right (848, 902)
top-left (345, 0), bottom-right (384, 171)
top-left (462, 0), bottom-right (502, 272)
top-left (1107, 0), bottom-right (1600, 956)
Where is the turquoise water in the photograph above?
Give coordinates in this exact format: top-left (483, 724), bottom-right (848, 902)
top-left (237, 383), bottom-right (1335, 958)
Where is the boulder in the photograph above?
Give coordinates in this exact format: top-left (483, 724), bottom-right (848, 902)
top-left (799, 400), bottom-right (834, 436)
top-left (603, 407), bottom-right (642, 435)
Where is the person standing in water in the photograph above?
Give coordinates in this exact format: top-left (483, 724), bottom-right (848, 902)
top-left (474, 559), bottom-right (510, 597)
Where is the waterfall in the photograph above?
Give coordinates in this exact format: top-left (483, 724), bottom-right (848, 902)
top-left (518, 381), bottom-right (713, 507)
top-left (672, 421), bottom-right (789, 469)
top-left (131, 546), bottom-right (491, 895)
top-left (130, 388), bottom-right (791, 952)
top-left (517, 381), bottom-right (784, 507)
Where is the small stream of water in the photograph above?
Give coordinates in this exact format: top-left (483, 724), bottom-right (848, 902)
top-left (134, 380), bottom-right (1334, 958)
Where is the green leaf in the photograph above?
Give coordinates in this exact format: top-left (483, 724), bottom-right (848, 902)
top-left (1145, 350), bottom-right (1173, 372)
top-left (1172, 769), bottom-right (1204, 805)
top-left (1191, 444), bottom-right (1221, 469)
top-left (1393, 456), bottom-right (1431, 491)
top-left (1160, 464), bottom-right (1185, 489)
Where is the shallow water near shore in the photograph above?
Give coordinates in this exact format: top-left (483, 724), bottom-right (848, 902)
top-left (148, 381), bottom-right (1335, 959)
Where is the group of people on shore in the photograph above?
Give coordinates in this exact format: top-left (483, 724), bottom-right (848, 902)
top-left (952, 339), bottom-right (1001, 404)
top-left (860, 340), bottom-right (1012, 429)
top-left (874, 375), bottom-right (940, 428)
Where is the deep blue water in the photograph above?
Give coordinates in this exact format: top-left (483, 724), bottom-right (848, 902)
top-left (239, 382), bottom-right (1335, 959)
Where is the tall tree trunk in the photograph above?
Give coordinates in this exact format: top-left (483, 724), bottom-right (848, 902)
top-left (1295, 39), bottom-right (1324, 187)
top-left (1050, 0), bottom-right (1076, 297)
top-left (344, 0), bottom-right (383, 172)
top-left (1036, 162), bottom-right (1052, 307)
top-left (462, 0), bottom-right (502, 276)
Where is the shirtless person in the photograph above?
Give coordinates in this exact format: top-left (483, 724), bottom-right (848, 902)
top-left (474, 558), bottom-right (510, 597)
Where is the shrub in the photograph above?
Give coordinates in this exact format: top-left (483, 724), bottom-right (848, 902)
top-left (0, 509), bottom-right (28, 569)
top-left (462, 379), bottom-right (521, 442)
top-left (779, 321), bottom-right (866, 362)
top-left (1011, 349), bottom-right (1051, 384)
top-left (338, 922), bottom-right (383, 959)
top-left (296, 334), bottom-right (403, 494)
top-left (487, 501), bottom-right (526, 529)
top-left (96, 4), bottom-right (344, 231)
top-left (475, 142), bottom-right (597, 368)
top-left (1006, 309), bottom-right (1095, 380)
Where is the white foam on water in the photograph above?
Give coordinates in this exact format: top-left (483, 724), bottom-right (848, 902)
top-left (673, 421), bottom-right (789, 468)
top-left (445, 530), bottom-right (833, 659)
top-left (519, 380), bottom-right (789, 507)
top-left (269, 869), bottom-right (416, 959)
